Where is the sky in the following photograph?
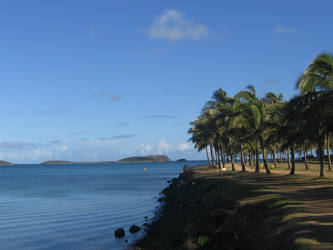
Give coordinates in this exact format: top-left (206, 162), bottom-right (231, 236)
top-left (0, 0), bottom-right (332, 163)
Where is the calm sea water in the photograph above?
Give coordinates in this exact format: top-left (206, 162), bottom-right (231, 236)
top-left (0, 161), bottom-right (206, 250)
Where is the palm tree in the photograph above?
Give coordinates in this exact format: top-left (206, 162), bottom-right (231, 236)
top-left (279, 98), bottom-right (304, 175)
top-left (296, 53), bottom-right (333, 176)
top-left (188, 117), bottom-right (214, 167)
top-left (297, 53), bottom-right (333, 94)
top-left (235, 85), bottom-right (271, 174)
top-left (263, 92), bottom-right (284, 169)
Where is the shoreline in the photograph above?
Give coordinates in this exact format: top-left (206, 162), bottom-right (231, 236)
top-left (134, 164), bottom-right (333, 250)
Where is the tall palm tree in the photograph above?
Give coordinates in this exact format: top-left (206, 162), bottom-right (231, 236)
top-left (235, 85), bottom-right (271, 174)
top-left (263, 92), bottom-right (284, 169)
top-left (279, 97), bottom-right (304, 175)
top-left (296, 53), bottom-right (333, 176)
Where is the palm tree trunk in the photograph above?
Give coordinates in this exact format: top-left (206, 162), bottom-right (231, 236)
top-left (255, 138), bottom-right (260, 173)
top-left (216, 147), bottom-right (222, 171)
top-left (280, 152), bottom-right (283, 165)
top-left (205, 147), bottom-right (212, 167)
top-left (248, 153), bottom-right (252, 166)
top-left (215, 148), bottom-right (219, 167)
top-left (223, 153), bottom-right (227, 167)
top-left (220, 149), bottom-right (225, 169)
top-left (240, 143), bottom-right (246, 172)
top-left (290, 145), bottom-right (296, 175)
top-left (221, 152), bottom-right (225, 170)
top-left (260, 137), bottom-right (271, 174)
top-left (327, 134), bottom-right (331, 171)
top-left (303, 145), bottom-right (309, 170)
top-left (231, 154), bottom-right (235, 171)
top-left (272, 145), bottom-right (277, 168)
top-left (287, 148), bottom-right (291, 169)
top-left (318, 136), bottom-right (325, 177)
top-left (210, 144), bottom-right (215, 168)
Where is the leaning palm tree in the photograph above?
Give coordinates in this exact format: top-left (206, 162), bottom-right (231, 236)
top-left (297, 53), bottom-right (333, 94)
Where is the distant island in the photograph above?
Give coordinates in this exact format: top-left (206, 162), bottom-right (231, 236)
top-left (41, 160), bottom-right (78, 165)
top-left (118, 155), bottom-right (170, 162)
top-left (0, 160), bottom-right (13, 165)
top-left (176, 158), bottom-right (187, 162)
top-left (40, 155), bottom-right (170, 165)
top-left (41, 160), bottom-right (116, 165)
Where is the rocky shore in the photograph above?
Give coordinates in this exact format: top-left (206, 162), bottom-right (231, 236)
top-left (133, 165), bottom-right (299, 250)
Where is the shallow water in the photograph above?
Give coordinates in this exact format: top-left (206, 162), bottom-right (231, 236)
top-left (0, 161), bottom-right (205, 250)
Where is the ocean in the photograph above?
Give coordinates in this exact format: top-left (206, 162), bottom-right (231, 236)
top-left (0, 161), bottom-right (206, 250)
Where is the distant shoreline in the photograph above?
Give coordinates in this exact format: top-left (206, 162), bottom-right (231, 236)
top-left (0, 155), bottom-right (176, 165)
top-left (41, 155), bottom-right (171, 165)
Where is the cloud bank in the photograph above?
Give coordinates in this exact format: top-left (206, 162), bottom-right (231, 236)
top-left (138, 138), bottom-right (192, 155)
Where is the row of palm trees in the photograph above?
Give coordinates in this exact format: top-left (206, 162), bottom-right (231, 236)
top-left (188, 53), bottom-right (333, 177)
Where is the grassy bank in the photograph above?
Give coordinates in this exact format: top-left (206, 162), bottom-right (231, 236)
top-left (134, 163), bottom-right (333, 250)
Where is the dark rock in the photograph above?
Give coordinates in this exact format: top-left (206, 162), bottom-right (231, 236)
top-left (114, 228), bottom-right (125, 238)
top-left (144, 216), bottom-right (148, 219)
top-left (143, 223), bottom-right (149, 227)
top-left (129, 224), bottom-right (141, 233)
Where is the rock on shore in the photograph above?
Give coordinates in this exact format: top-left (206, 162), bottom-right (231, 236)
top-left (114, 228), bottom-right (125, 238)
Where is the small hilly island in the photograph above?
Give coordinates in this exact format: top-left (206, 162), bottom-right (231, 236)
top-left (0, 160), bottom-right (12, 165)
top-left (118, 155), bottom-right (170, 162)
top-left (40, 155), bottom-right (170, 165)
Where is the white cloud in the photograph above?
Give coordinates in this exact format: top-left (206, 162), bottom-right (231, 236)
top-left (274, 25), bottom-right (294, 35)
top-left (148, 9), bottom-right (209, 41)
top-left (32, 149), bottom-right (54, 160)
top-left (157, 139), bottom-right (170, 154)
top-left (139, 144), bottom-right (154, 155)
top-left (138, 139), bottom-right (170, 155)
top-left (137, 139), bottom-right (192, 155)
top-left (178, 142), bottom-right (191, 152)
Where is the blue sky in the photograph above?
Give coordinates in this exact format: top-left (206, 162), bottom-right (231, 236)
top-left (0, 0), bottom-right (332, 163)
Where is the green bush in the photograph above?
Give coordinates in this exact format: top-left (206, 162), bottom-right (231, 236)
top-left (197, 235), bottom-right (209, 247)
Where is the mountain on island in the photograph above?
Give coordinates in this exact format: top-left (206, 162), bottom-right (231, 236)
top-left (0, 160), bottom-right (12, 165)
top-left (40, 155), bottom-right (170, 165)
top-left (118, 155), bottom-right (170, 162)
top-left (41, 160), bottom-right (77, 165)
